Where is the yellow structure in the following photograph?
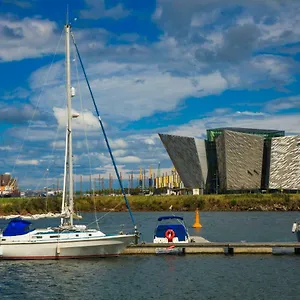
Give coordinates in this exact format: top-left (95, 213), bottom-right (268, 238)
top-left (153, 167), bottom-right (183, 189)
top-left (192, 208), bottom-right (202, 228)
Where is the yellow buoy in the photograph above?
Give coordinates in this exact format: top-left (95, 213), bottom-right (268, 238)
top-left (192, 208), bottom-right (202, 228)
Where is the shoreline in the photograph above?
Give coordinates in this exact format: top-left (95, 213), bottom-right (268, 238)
top-left (0, 194), bottom-right (300, 215)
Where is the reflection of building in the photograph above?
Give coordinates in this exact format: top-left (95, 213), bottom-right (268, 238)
top-left (159, 128), bottom-right (300, 193)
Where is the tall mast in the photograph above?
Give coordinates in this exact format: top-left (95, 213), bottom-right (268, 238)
top-left (61, 126), bottom-right (68, 225)
top-left (65, 23), bottom-right (74, 226)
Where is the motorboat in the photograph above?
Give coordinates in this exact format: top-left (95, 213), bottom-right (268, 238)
top-left (153, 215), bottom-right (189, 254)
top-left (153, 216), bottom-right (189, 243)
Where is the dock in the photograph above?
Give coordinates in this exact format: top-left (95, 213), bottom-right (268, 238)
top-left (123, 242), bottom-right (300, 255)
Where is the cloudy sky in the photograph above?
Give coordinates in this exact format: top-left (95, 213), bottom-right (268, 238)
top-left (1, 0), bottom-right (300, 190)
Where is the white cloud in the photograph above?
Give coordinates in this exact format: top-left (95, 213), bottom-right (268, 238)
top-left (30, 61), bottom-right (228, 122)
top-left (0, 16), bottom-right (60, 62)
top-left (0, 146), bottom-right (13, 151)
top-left (235, 111), bottom-right (266, 116)
top-left (116, 156), bottom-right (141, 163)
top-left (16, 159), bottom-right (39, 165)
top-left (113, 149), bottom-right (127, 156)
top-left (53, 107), bottom-right (99, 131)
top-left (152, 6), bottom-right (163, 20)
top-left (109, 138), bottom-right (128, 149)
top-left (2, 87), bottom-right (29, 99)
top-left (264, 95), bottom-right (300, 112)
top-left (3, 0), bottom-right (32, 8)
top-left (50, 140), bottom-right (65, 149)
top-left (168, 112), bottom-right (300, 138)
top-left (80, 0), bottom-right (129, 20)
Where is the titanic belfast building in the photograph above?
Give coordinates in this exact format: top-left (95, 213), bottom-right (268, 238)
top-left (159, 128), bottom-right (300, 193)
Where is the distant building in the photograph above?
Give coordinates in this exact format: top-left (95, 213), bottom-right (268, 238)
top-left (158, 134), bottom-right (208, 193)
top-left (159, 127), bottom-right (300, 193)
top-left (0, 173), bottom-right (19, 197)
top-left (215, 130), bottom-right (264, 192)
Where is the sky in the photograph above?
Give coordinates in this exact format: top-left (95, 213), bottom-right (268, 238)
top-left (1, 0), bottom-right (300, 190)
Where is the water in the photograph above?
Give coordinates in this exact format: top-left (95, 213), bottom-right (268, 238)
top-left (1, 211), bottom-right (300, 299)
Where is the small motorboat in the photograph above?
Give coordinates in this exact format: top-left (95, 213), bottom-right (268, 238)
top-left (153, 216), bottom-right (189, 254)
top-left (153, 216), bottom-right (189, 243)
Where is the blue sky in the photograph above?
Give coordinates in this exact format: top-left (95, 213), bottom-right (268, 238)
top-left (1, 0), bottom-right (300, 190)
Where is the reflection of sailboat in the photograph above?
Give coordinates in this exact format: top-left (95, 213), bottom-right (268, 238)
top-left (0, 22), bottom-right (136, 259)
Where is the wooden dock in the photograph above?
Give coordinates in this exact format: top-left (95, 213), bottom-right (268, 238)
top-left (123, 242), bottom-right (300, 255)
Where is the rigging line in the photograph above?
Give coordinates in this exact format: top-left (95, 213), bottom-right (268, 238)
top-left (35, 110), bottom-right (64, 193)
top-left (71, 31), bottom-right (136, 227)
top-left (10, 27), bottom-right (65, 178)
top-left (32, 125), bottom-right (64, 193)
top-left (33, 167), bottom-right (48, 192)
top-left (72, 43), bottom-right (100, 230)
top-left (87, 199), bottom-right (124, 227)
top-left (32, 139), bottom-right (65, 193)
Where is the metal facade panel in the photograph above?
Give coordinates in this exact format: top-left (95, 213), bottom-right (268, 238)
top-left (269, 136), bottom-right (300, 189)
top-left (194, 138), bottom-right (208, 184)
top-left (159, 134), bottom-right (204, 188)
top-left (217, 131), bottom-right (264, 191)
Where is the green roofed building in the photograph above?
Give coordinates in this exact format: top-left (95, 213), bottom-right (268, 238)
top-left (206, 128), bottom-right (285, 142)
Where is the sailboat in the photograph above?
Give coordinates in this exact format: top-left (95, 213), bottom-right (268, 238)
top-left (0, 23), bottom-right (136, 259)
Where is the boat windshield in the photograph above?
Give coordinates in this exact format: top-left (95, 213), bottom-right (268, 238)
top-left (157, 216), bottom-right (185, 225)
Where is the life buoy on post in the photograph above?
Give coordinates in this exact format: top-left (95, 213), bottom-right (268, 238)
top-left (165, 229), bottom-right (175, 242)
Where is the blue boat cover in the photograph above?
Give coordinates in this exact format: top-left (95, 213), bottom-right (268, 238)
top-left (3, 218), bottom-right (34, 236)
top-left (157, 216), bottom-right (184, 221)
top-left (154, 224), bottom-right (188, 241)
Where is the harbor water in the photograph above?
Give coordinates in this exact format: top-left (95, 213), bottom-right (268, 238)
top-left (1, 211), bottom-right (300, 299)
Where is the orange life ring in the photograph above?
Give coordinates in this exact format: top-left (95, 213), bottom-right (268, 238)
top-left (165, 229), bottom-right (175, 242)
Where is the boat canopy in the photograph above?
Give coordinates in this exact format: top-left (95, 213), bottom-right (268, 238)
top-left (154, 224), bottom-right (188, 241)
top-left (157, 216), bottom-right (184, 221)
top-left (3, 218), bottom-right (34, 236)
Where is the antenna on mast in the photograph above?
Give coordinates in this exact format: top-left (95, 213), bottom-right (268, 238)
top-left (66, 4), bottom-right (69, 25)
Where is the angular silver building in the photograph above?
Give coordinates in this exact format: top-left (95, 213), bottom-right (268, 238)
top-left (269, 136), bottom-right (300, 190)
top-left (158, 133), bottom-right (208, 191)
top-left (215, 130), bottom-right (264, 192)
top-left (158, 127), bottom-right (300, 193)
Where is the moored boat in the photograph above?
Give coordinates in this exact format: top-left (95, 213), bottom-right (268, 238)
top-left (153, 216), bottom-right (190, 243)
top-left (153, 216), bottom-right (189, 255)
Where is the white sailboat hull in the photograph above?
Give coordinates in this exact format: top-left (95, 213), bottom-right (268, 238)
top-left (0, 234), bottom-right (135, 259)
